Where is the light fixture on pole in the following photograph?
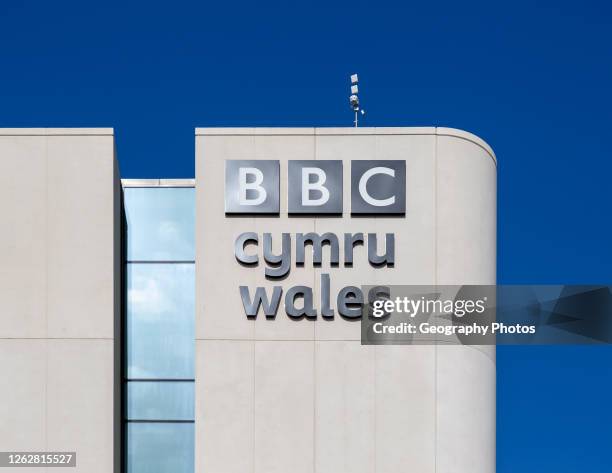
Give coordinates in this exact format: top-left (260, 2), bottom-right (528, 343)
top-left (349, 73), bottom-right (365, 127)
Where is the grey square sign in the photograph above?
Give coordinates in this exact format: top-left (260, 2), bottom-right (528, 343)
top-left (288, 160), bottom-right (343, 214)
top-left (225, 160), bottom-right (279, 214)
top-left (351, 160), bottom-right (406, 214)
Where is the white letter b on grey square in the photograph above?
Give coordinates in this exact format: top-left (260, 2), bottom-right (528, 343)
top-left (225, 160), bottom-right (280, 214)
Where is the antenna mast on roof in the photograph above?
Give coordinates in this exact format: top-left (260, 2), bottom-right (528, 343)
top-left (349, 74), bottom-right (365, 127)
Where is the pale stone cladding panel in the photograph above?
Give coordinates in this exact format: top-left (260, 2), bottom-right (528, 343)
top-left (0, 129), bottom-right (121, 473)
top-left (195, 127), bottom-right (496, 473)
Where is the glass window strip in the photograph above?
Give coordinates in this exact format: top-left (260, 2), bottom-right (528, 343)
top-left (123, 187), bottom-right (196, 473)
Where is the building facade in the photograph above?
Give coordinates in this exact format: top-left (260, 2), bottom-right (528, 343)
top-left (0, 127), bottom-right (496, 473)
top-left (0, 129), bottom-right (121, 473)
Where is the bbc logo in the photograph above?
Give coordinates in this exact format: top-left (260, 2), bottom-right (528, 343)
top-left (225, 160), bottom-right (406, 215)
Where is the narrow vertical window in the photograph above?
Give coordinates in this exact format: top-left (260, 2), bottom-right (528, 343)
top-left (123, 185), bottom-right (195, 473)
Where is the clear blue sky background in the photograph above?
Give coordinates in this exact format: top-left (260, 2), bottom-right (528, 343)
top-left (1, 0), bottom-right (611, 470)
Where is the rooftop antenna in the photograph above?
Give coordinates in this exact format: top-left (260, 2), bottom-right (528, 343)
top-left (349, 73), bottom-right (365, 127)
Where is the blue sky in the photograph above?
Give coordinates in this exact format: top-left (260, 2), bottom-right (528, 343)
top-left (1, 0), bottom-right (611, 470)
